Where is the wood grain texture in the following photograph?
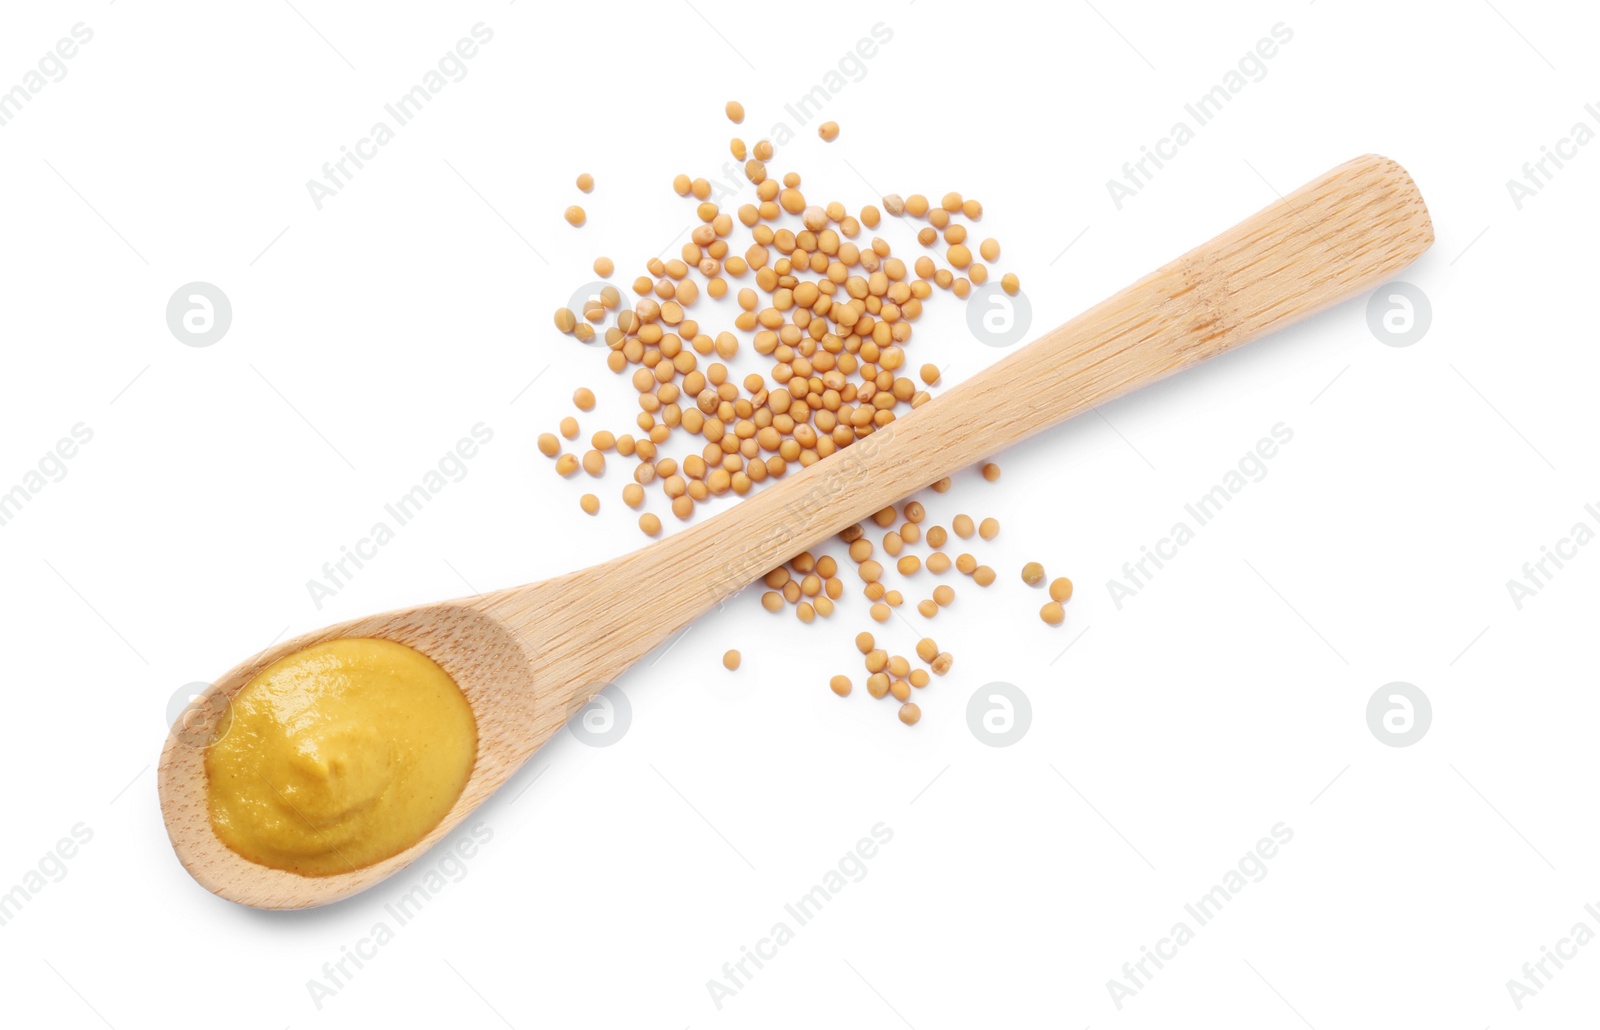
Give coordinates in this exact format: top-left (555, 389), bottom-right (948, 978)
top-left (159, 153), bottom-right (1432, 908)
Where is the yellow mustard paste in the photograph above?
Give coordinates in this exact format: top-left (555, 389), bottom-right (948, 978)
top-left (204, 637), bottom-right (476, 876)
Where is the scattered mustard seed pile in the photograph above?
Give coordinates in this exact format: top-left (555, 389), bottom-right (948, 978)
top-left (540, 104), bottom-right (1068, 725)
top-left (741, 490), bottom-right (1073, 725)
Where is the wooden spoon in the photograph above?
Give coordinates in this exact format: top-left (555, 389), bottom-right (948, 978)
top-left (159, 154), bottom-right (1433, 908)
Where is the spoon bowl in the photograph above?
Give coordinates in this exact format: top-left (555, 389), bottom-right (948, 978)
top-left (159, 599), bottom-right (541, 908)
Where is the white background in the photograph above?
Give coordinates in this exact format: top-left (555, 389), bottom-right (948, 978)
top-left (1, 0), bottom-right (1595, 1026)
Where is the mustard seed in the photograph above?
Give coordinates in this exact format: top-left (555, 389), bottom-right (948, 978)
top-left (576, 173), bottom-right (594, 193)
top-left (952, 514), bottom-right (975, 539)
top-left (856, 631), bottom-right (876, 654)
top-left (933, 584), bottom-right (955, 607)
top-left (931, 652), bottom-right (953, 676)
top-left (898, 702), bottom-right (921, 725)
top-left (897, 555), bottom-right (921, 576)
top-left (594, 256), bottom-right (614, 277)
top-left (830, 675), bottom-right (852, 697)
top-left (564, 205), bottom-right (586, 227)
top-left (537, 433), bottom-right (560, 457)
top-left (979, 238), bottom-right (1000, 262)
top-left (1041, 602), bottom-right (1065, 626)
top-left (867, 673), bottom-right (890, 698)
top-left (927, 552), bottom-right (951, 574)
top-left (909, 669), bottom-right (930, 688)
top-left (870, 602), bottom-right (890, 623)
top-left (1022, 562), bottom-right (1045, 586)
top-left (920, 364), bottom-right (941, 385)
top-left (725, 100), bottom-right (745, 123)
top-left (1050, 578), bottom-right (1074, 603)
top-left (761, 591), bottom-right (783, 612)
top-left (622, 483), bottom-right (645, 508)
top-left (818, 121), bottom-right (840, 142)
top-left (890, 680), bottom-right (911, 702)
top-left (639, 512), bottom-right (661, 535)
top-left (916, 638), bottom-right (938, 663)
top-left (865, 649), bottom-right (888, 673)
top-left (1001, 272), bottom-right (1020, 296)
top-left (980, 462), bottom-right (1000, 482)
top-left (582, 450), bottom-right (605, 476)
top-left (917, 599), bottom-right (937, 618)
top-left (973, 566), bottom-right (996, 587)
top-left (723, 650), bottom-right (741, 670)
top-left (926, 526), bottom-right (948, 548)
top-left (574, 387), bottom-right (596, 411)
top-left (555, 454), bottom-right (579, 477)
top-left (955, 553), bottom-right (977, 574)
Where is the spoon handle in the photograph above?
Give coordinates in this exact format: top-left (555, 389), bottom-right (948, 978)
top-left (494, 154), bottom-right (1432, 682)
